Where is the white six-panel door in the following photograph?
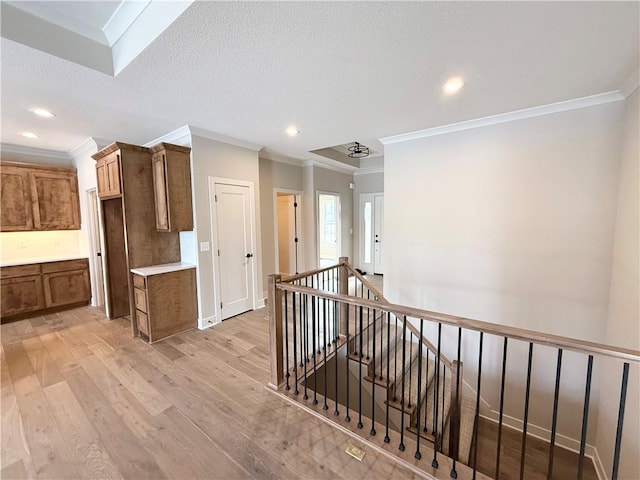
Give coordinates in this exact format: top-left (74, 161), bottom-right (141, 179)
top-left (214, 182), bottom-right (254, 319)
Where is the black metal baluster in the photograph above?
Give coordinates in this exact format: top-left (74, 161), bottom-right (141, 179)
top-left (384, 311), bottom-right (391, 443)
top-left (577, 355), bottom-right (594, 480)
top-left (371, 308), bottom-right (377, 436)
top-left (312, 295), bottom-right (318, 405)
top-left (451, 327), bottom-right (463, 478)
top-left (547, 348), bottom-right (562, 479)
top-left (358, 305), bottom-right (364, 429)
top-left (322, 296), bottom-right (328, 410)
top-left (424, 349), bottom-right (429, 434)
top-left (334, 298), bottom-right (339, 416)
top-left (345, 296), bottom-right (351, 422)
top-left (284, 291), bottom-right (290, 390)
top-left (399, 316), bottom-right (407, 452)
top-left (471, 331), bottom-right (483, 479)
top-left (292, 291), bottom-right (299, 395)
top-left (408, 337), bottom-right (413, 408)
top-left (612, 363), bottom-right (630, 480)
top-left (298, 286), bottom-right (304, 368)
top-left (303, 290), bottom-right (309, 400)
top-left (415, 319), bottom-right (424, 460)
top-left (366, 291), bottom-right (371, 360)
top-left (441, 359), bottom-right (446, 449)
top-left (393, 315), bottom-right (399, 401)
top-left (495, 337), bottom-right (508, 479)
top-left (432, 323), bottom-right (442, 469)
top-left (519, 342), bottom-right (534, 480)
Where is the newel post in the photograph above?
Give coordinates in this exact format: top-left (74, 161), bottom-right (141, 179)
top-left (268, 274), bottom-right (284, 390)
top-left (338, 257), bottom-right (349, 339)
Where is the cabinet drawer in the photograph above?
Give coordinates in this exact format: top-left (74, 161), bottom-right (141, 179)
top-left (41, 259), bottom-right (88, 274)
top-left (134, 288), bottom-right (147, 313)
top-left (132, 274), bottom-right (146, 289)
top-left (136, 310), bottom-right (149, 336)
top-left (1, 264), bottom-right (41, 279)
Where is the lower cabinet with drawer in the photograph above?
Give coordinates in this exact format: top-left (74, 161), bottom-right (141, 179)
top-left (131, 264), bottom-right (196, 343)
top-left (1, 258), bottom-right (91, 321)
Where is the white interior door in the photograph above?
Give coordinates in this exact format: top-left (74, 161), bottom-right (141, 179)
top-left (373, 195), bottom-right (384, 274)
top-left (88, 189), bottom-right (104, 307)
top-left (215, 183), bottom-right (254, 319)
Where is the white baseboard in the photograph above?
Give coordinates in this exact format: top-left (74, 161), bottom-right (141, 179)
top-left (198, 315), bottom-right (218, 329)
top-left (256, 297), bottom-right (266, 309)
top-left (480, 411), bottom-right (604, 480)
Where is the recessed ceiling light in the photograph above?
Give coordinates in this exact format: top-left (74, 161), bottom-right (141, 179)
top-left (443, 77), bottom-right (465, 95)
top-left (31, 107), bottom-right (55, 118)
top-left (286, 126), bottom-right (300, 137)
top-left (22, 132), bottom-right (38, 139)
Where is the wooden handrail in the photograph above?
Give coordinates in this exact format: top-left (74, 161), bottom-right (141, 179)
top-left (345, 263), bottom-right (452, 368)
top-left (280, 263), bottom-right (344, 283)
top-left (276, 283), bottom-right (640, 363)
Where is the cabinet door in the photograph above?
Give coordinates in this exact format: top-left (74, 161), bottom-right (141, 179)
top-left (30, 169), bottom-right (81, 229)
top-left (42, 268), bottom-right (90, 308)
top-left (1, 275), bottom-right (45, 317)
top-left (152, 153), bottom-right (170, 231)
top-left (0, 166), bottom-right (34, 231)
top-left (106, 154), bottom-right (122, 197)
top-left (96, 158), bottom-right (109, 198)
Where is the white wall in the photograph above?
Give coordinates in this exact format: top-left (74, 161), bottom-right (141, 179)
top-left (595, 89), bottom-right (639, 480)
top-left (384, 100), bottom-right (626, 451)
top-left (190, 134), bottom-right (262, 327)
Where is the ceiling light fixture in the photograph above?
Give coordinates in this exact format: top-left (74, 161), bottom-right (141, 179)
top-left (347, 142), bottom-right (370, 159)
top-left (21, 132), bottom-right (38, 139)
top-left (443, 77), bottom-right (465, 95)
top-left (31, 107), bottom-right (55, 118)
top-left (286, 126), bottom-right (300, 137)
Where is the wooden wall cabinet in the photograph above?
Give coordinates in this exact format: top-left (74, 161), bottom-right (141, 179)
top-left (131, 265), bottom-right (197, 343)
top-left (96, 152), bottom-right (122, 199)
top-left (0, 165), bottom-right (34, 231)
top-left (0, 162), bottom-right (80, 231)
top-left (0, 259), bottom-right (90, 321)
top-left (150, 143), bottom-right (193, 232)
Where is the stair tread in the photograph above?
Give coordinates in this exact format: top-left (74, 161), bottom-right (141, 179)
top-left (415, 367), bottom-right (452, 439)
top-left (387, 355), bottom-right (435, 413)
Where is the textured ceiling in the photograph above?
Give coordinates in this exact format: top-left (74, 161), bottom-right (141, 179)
top-left (1, 1), bottom-right (638, 162)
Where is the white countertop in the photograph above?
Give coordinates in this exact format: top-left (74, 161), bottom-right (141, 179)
top-left (131, 262), bottom-right (196, 277)
top-left (0, 255), bottom-right (89, 267)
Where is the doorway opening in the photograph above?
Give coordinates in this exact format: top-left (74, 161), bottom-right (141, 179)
top-left (275, 190), bottom-right (303, 275)
top-left (87, 189), bottom-right (105, 308)
top-left (359, 193), bottom-right (384, 275)
top-left (317, 192), bottom-right (341, 268)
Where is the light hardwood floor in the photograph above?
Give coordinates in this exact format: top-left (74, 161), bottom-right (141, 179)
top-left (1, 305), bottom-right (420, 479)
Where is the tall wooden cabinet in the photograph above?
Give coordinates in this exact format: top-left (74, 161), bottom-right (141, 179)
top-left (151, 143), bottom-right (193, 232)
top-left (0, 162), bottom-right (80, 231)
top-left (93, 142), bottom-right (191, 335)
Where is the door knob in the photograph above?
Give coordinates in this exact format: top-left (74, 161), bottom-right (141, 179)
top-left (246, 253), bottom-right (253, 258)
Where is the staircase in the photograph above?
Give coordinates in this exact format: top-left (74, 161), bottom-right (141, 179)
top-left (346, 313), bottom-right (475, 465)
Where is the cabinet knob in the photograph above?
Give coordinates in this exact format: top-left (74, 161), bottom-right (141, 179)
top-left (245, 253), bottom-right (253, 258)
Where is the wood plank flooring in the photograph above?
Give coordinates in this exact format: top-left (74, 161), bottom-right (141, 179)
top-left (1, 306), bottom-right (421, 480)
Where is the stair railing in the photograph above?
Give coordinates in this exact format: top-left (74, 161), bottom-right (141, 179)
top-left (267, 259), bottom-right (640, 480)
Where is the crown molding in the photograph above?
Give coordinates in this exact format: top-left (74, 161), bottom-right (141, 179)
top-left (380, 90), bottom-right (625, 145)
top-left (620, 69), bottom-right (639, 98)
top-left (144, 125), bottom-right (191, 147)
top-left (304, 158), bottom-right (356, 175)
top-left (188, 126), bottom-right (263, 152)
top-left (69, 137), bottom-right (102, 159)
top-left (0, 143), bottom-right (73, 161)
top-left (354, 167), bottom-right (384, 176)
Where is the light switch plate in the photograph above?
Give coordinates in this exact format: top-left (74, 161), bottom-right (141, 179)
top-left (200, 242), bottom-right (210, 252)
